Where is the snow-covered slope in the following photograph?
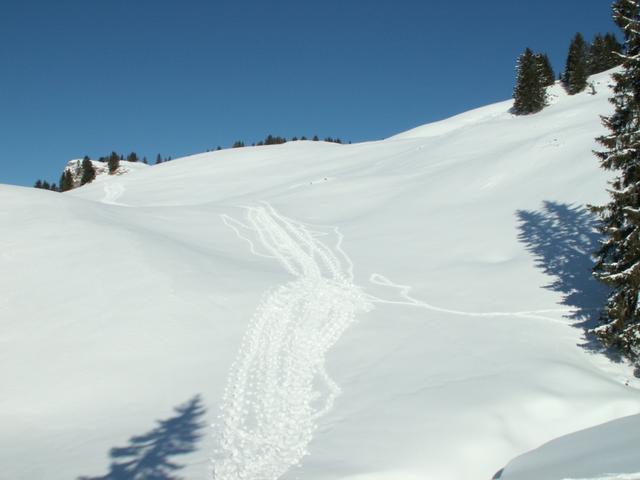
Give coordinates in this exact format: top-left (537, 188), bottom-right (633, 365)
top-left (499, 413), bottom-right (640, 480)
top-left (1, 70), bottom-right (639, 480)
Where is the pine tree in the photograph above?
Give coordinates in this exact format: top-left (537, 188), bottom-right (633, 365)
top-left (535, 53), bottom-right (556, 86)
top-left (589, 33), bottom-right (609, 74)
top-left (34, 179), bottom-right (43, 189)
top-left (592, 0), bottom-right (640, 363)
top-left (513, 48), bottom-right (547, 115)
top-left (563, 33), bottom-right (589, 94)
top-left (80, 156), bottom-right (96, 185)
top-left (126, 152), bottom-right (139, 163)
top-left (108, 151), bottom-right (120, 174)
top-left (59, 170), bottom-right (74, 192)
top-left (604, 33), bottom-right (624, 70)
top-left (589, 33), bottom-right (623, 74)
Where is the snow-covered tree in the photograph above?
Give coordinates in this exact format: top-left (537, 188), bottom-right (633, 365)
top-left (592, 0), bottom-right (640, 363)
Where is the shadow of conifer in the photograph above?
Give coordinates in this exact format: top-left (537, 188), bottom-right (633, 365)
top-left (516, 201), bottom-right (620, 360)
top-left (79, 395), bottom-right (206, 480)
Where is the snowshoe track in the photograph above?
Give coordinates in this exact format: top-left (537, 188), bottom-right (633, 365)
top-left (214, 203), bottom-right (371, 480)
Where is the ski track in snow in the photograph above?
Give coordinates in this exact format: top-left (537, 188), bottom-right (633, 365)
top-left (214, 203), bottom-right (372, 480)
top-left (101, 183), bottom-right (126, 205)
top-left (365, 273), bottom-right (575, 324)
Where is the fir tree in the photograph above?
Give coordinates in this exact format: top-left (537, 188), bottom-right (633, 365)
top-left (80, 156), bottom-right (96, 185)
top-left (108, 151), bottom-right (120, 174)
top-left (535, 53), bottom-right (556, 86)
top-left (589, 33), bottom-right (623, 74)
top-left (155, 153), bottom-right (162, 165)
top-left (126, 152), bottom-right (139, 163)
top-left (563, 33), bottom-right (589, 94)
top-left (513, 48), bottom-right (547, 115)
top-left (59, 170), bottom-right (74, 192)
top-left (604, 33), bottom-right (624, 69)
top-left (34, 179), bottom-right (43, 189)
top-left (592, 0), bottom-right (640, 364)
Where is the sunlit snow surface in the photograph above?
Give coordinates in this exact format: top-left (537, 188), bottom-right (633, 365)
top-left (1, 70), bottom-right (639, 480)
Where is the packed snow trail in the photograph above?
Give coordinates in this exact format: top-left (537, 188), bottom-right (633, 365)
top-left (213, 203), bottom-right (372, 480)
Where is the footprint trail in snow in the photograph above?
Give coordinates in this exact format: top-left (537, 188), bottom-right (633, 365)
top-left (214, 203), bottom-right (372, 480)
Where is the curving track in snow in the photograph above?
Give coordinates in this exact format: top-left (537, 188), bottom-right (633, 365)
top-left (101, 182), bottom-right (126, 205)
top-left (213, 203), bottom-right (371, 480)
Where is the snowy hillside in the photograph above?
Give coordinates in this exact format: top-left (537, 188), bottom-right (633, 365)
top-left (1, 70), bottom-right (639, 480)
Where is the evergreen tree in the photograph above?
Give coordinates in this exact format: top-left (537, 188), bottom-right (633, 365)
top-left (126, 152), bottom-right (139, 163)
top-left (312, 135), bottom-right (319, 141)
top-left (589, 33), bottom-right (623, 74)
top-left (513, 47), bottom-right (547, 115)
top-left (80, 156), bottom-right (96, 185)
top-left (535, 53), bottom-right (556, 86)
top-left (155, 153), bottom-right (162, 165)
top-left (34, 179), bottom-right (43, 189)
top-left (142, 156), bottom-right (148, 164)
top-left (589, 33), bottom-right (609, 74)
top-left (108, 151), bottom-right (120, 174)
top-left (59, 170), bottom-right (74, 192)
top-left (592, 0), bottom-right (640, 363)
top-left (563, 33), bottom-right (589, 94)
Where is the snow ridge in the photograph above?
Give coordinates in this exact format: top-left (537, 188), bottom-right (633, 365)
top-left (213, 203), bottom-right (372, 480)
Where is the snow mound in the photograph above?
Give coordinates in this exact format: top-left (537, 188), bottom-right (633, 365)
top-left (499, 414), bottom-right (640, 480)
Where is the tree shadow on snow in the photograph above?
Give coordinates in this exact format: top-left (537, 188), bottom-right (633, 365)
top-left (78, 395), bottom-right (206, 480)
top-left (516, 201), bottom-right (621, 361)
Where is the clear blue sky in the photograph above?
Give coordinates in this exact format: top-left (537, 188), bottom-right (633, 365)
top-left (0, 0), bottom-right (617, 187)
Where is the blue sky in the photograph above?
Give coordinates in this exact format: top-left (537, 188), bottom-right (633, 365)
top-left (0, 0), bottom-right (617, 187)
